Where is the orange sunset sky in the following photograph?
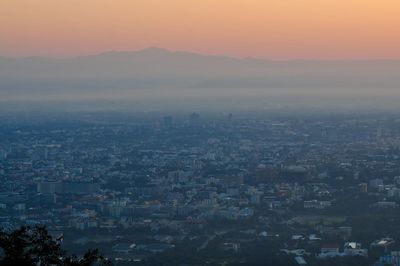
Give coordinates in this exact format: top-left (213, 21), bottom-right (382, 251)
top-left (1, 0), bottom-right (400, 59)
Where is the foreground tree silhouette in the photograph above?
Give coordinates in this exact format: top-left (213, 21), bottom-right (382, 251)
top-left (0, 226), bottom-right (111, 266)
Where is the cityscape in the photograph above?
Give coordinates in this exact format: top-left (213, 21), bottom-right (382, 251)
top-left (2, 0), bottom-right (400, 265)
top-left (2, 111), bottom-right (400, 265)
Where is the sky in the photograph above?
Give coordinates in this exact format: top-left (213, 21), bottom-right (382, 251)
top-left (1, 0), bottom-right (400, 59)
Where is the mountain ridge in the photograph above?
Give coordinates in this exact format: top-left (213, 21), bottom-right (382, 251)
top-left (1, 47), bottom-right (400, 100)
top-left (2, 47), bottom-right (400, 62)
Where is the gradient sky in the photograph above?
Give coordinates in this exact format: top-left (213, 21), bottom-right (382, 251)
top-left (1, 0), bottom-right (400, 59)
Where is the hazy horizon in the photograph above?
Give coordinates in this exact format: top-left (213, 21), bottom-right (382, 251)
top-left (2, 1), bottom-right (400, 113)
top-left (1, 48), bottom-right (400, 113)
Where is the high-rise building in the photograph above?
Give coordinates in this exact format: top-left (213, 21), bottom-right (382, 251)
top-left (163, 116), bottom-right (173, 127)
top-left (227, 113), bottom-right (233, 127)
top-left (189, 112), bottom-right (201, 127)
top-left (37, 181), bottom-right (63, 194)
top-left (0, 149), bottom-right (7, 160)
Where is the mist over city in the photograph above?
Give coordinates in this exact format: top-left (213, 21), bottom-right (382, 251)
top-left (1, 48), bottom-right (400, 113)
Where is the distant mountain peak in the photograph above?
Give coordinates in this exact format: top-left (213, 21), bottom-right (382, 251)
top-left (140, 47), bottom-right (171, 53)
top-left (89, 47), bottom-right (171, 58)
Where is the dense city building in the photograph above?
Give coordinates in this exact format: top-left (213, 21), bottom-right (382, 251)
top-left (1, 111), bottom-right (400, 265)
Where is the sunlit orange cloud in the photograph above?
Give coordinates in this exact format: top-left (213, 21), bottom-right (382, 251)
top-left (1, 0), bottom-right (400, 59)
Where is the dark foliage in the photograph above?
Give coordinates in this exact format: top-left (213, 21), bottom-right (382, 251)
top-left (0, 226), bottom-right (111, 266)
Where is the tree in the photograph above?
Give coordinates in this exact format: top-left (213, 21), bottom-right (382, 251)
top-left (0, 226), bottom-right (111, 266)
